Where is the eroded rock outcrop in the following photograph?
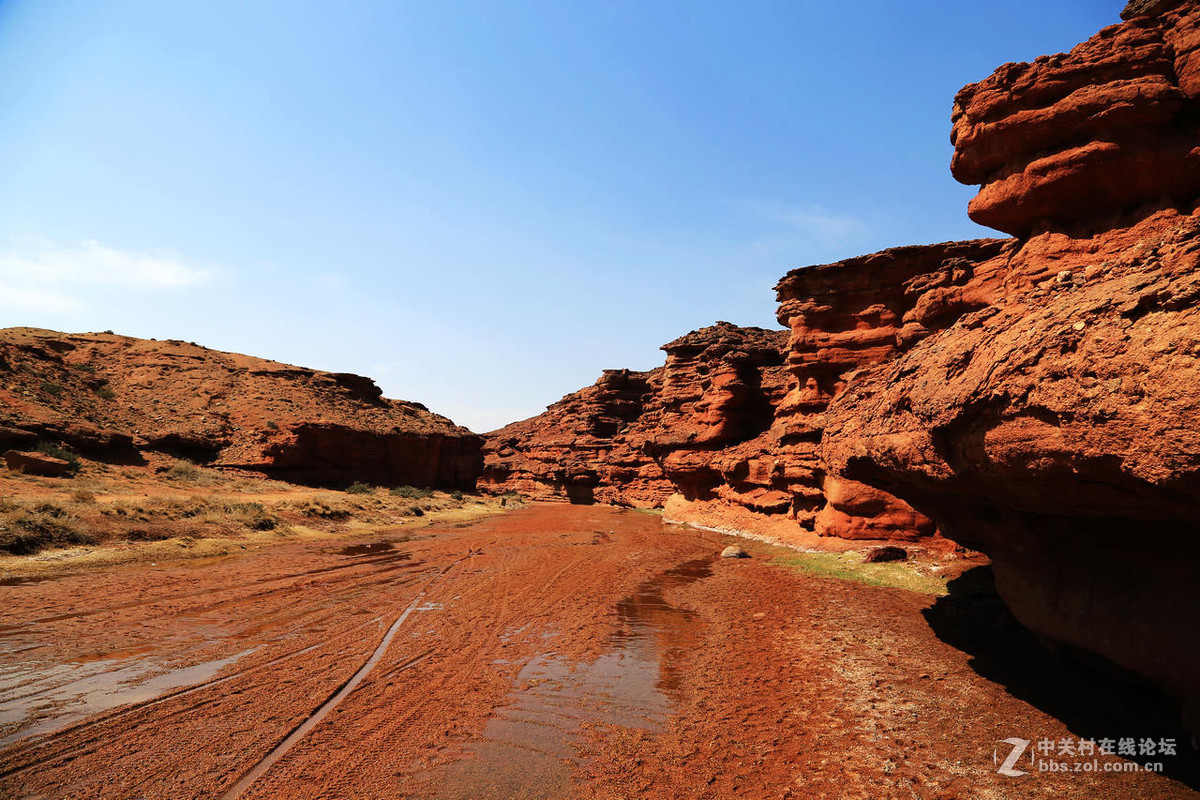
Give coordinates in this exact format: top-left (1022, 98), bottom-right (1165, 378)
top-left (483, 319), bottom-right (953, 549)
top-left (482, 323), bottom-right (791, 509)
top-left (824, 1), bottom-right (1200, 729)
top-left (481, 367), bottom-right (669, 505)
top-left (770, 239), bottom-right (1012, 542)
top-left (951, 2), bottom-right (1200, 235)
top-left (0, 328), bottom-right (482, 488)
top-left (824, 205), bottom-right (1200, 722)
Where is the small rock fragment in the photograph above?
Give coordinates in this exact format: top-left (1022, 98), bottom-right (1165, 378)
top-left (720, 545), bottom-right (750, 559)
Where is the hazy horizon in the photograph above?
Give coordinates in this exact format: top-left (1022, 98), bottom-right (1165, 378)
top-left (0, 0), bottom-right (1117, 432)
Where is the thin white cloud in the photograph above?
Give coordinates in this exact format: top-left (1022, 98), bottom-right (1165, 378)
top-left (771, 204), bottom-right (868, 244)
top-left (0, 240), bottom-right (213, 313)
top-left (0, 281), bottom-right (86, 313)
top-left (730, 198), bottom-right (870, 257)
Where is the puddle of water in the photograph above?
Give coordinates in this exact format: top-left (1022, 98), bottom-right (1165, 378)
top-left (0, 648), bottom-right (254, 747)
top-left (337, 542), bottom-right (400, 557)
top-left (0, 575), bottom-right (61, 587)
top-left (420, 558), bottom-right (712, 800)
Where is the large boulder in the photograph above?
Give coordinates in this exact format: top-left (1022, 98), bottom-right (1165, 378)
top-left (4, 450), bottom-right (72, 477)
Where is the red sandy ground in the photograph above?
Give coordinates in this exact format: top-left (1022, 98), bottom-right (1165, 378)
top-left (0, 505), bottom-right (1193, 799)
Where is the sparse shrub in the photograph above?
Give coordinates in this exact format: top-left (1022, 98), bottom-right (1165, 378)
top-left (298, 500), bottom-right (351, 520)
top-left (346, 482), bottom-right (374, 495)
top-left (0, 504), bottom-right (95, 555)
top-left (31, 501), bottom-right (69, 517)
top-left (103, 501), bottom-right (150, 522)
top-left (33, 441), bottom-right (80, 474)
top-left (164, 460), bottom-right (214, 485)
top-left (73, 363), bottom-right (97, 373)
top-left (126, 528), bottom-right (171, 542)
top-left (449, 489), bottom-right (464, 501)
top-left (226, 502), bottom-right (278, 531)
top-left (408, 506), bottom-right (425, 517)
top-left (39, 381), bottom-right (64, 397)
top-left (94, 386), bottom-right (116, 400)
top-left (390, 486), bottom-right (432, 499)
top-left (71, 489), bottom-right (97, 504)
top-left (265, 420), bottom-right (279, 430)
top-left (156, 497), bottom-right (210, 519)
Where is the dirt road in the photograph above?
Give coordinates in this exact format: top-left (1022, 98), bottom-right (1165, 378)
top-left (0, 505), bottom-right (1194, 798)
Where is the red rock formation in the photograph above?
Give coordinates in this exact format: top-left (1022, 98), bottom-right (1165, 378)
top-left (481, 367), bottom-right (670, 505)
top-left (482, 323), bottom-right (793, 509)
top-left (771, 239), bottom-right (1012, 542)
top-left (951, 3), bottom-right (1200, 235)
top-left (823, 1), bottom-right (1200, 730)
top-left (0, 328), bottom-right (482, 488)
top-left (484, 319), bottom-right (957, 549)
top-left (825, 204), bottom-right (1200, 729)
top-left (3, 450), bottom-right (72, 477)
top-left (486, 0), bottom-right (1200, 729)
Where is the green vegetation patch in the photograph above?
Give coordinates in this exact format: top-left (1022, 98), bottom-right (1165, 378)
top-left (390, 485), bottom-right (433, 499)
top-left (772, 551), bottom-right (948, 596)
top-left (34, 441), bottom-right (81, 474)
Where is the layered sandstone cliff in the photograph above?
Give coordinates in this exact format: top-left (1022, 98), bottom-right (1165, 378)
top-left (769, 239), bottom-right (1011, 542)
top-left (823, 1), bottom-right (1200, 728)
top-left (482, 322), bottom-right (792, 510)
top-left (482, 366), bottom-right (669, 506)
top-left (483, 0), bottom-right (1200, 729)
top-left (951, 2), bottom-right (1200, 235)
top-left (0, 328), bottom-right (482, 488)
top-left (483, 317), bottom-right (949, 548)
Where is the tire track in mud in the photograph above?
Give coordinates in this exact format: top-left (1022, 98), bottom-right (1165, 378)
top-left (0, 611), bottom-right (390, 776)
top-left (0, 508), bottom-right (729, 799)
top-left (0, 550), bottom-right (449, 783)
top-left (0, 550), bottom-right (421, 631)
top-left (217, 554), bottom-right (472, 800)
top-left (0, 563), bottom-right (433, 719)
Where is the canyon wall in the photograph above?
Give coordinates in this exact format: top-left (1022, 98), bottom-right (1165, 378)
top-left (485, 0), bottom-right (1200, 726)
top-left (0, 328), bottom-right (482, 489)
top-left (483, 317), bottom-right (951, 549)
top-left (824, 0), bottom-right (1200, 728)
top-left (482, 322), bottom-right (795, 510)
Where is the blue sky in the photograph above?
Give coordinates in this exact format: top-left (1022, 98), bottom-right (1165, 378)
top-left (0, 1), bottom-right (1118, 432)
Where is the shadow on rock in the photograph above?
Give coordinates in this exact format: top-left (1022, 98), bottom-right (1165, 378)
top-left (923, 565), bottom-right (1200, 790)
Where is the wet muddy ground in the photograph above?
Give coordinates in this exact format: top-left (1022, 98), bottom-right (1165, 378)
top-left (0, 505), bottom-right (1195, 798)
